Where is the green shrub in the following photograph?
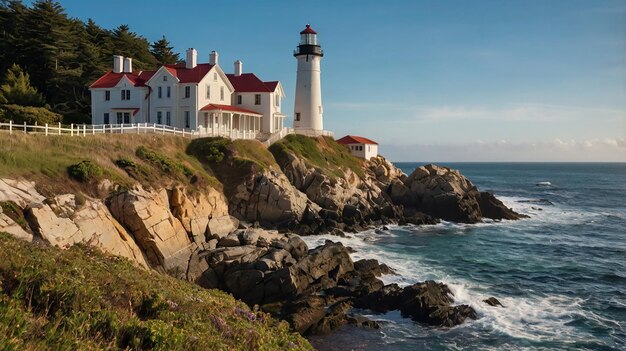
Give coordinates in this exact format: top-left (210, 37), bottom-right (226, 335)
top-left (186, 137), bottom-right (230, 164)
top-left (67, 160), bottom-right (104, 182)
top-left (136, 146), bottom-right (193, 178)
top-left (0, 104), bottom-right (62, 125)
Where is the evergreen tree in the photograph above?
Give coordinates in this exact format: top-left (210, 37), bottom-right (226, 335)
top-left (112, 24), bottom-right (157, 70)
top-left (0, 64), bottom-right (46, 106)
top-left (151, 35), bottom-right (180, 66)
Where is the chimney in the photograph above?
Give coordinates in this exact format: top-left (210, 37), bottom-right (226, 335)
top-left (234, 60), bottom-right (243, 77)
top-left (186, 48), bottom-right (197, 69)
top-left (209, 50), bottom-right (219, 65)
top-left (113, 55), bottom-right (123, 73)
top-left (123, 57), bottom-right (133, 73)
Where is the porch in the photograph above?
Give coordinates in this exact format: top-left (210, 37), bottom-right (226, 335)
top-left (197, 103), bottom-right (262, 139)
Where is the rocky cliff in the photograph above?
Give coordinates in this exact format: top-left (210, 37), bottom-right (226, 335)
top-left (0, 133), bottom-right (524, 337)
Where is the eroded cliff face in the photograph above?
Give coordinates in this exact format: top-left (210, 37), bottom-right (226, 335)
top-left (0, 135), bottom-right (524, 336)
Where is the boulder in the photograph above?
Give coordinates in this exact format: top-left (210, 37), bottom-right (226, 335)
top-left (107, 186), bottom-right (194, 271)
top-left (25, 202), bottom-right (82, 247)
top-left (169, 186), bottom-right (233, 243)
top-left (0, 212), bottom-right (32, 242)
top-left (217, 233), bottom-right (241, 247)
top-left (354, 281), bottom-right (478, 327)
top-left (0, 179), bottom-right (46, 208)
top-left (477, 192), bottom-right (528, 220)
top-left (229, 168), bottom-right (318, 225)
top-left (483, 296), bottom-right (504, 307)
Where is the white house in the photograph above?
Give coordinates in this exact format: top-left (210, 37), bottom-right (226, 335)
top-left (337, 135), bottom-right (379, 160)
top-left (89, 49), bottom-right (284, 139)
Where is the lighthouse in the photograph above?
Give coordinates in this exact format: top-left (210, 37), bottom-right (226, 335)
top-left (293, 24), bottom-right (324, 132)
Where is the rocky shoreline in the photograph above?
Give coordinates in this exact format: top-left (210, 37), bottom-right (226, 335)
top-left (0, 135), bottom-right (525, 338)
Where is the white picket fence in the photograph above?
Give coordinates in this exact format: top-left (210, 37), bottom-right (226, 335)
top-left (0, 121), bottom-right (262, 140)
top-left (0, 120), bottom-right (335, 146)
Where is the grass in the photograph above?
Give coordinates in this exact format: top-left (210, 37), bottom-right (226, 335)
top-left (0, 232), bottom-right (312, 350)
top-left (269, 135), bottom-right (365, 178)
top-left (0, 133), bottom-right (219, 196)
top-left (0, 201), bottom-right (28, 230)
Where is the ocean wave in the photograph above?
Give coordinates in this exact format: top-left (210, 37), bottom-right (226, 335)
top-left (301, 230), bottom-right (609, 346)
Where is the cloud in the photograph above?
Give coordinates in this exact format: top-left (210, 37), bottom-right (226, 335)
top-left (381, 138), bottom-right (626, 162)
top-left (330, 101), bottom-right (625, 124)
top-left (408, 103), bottom-right (625, 123)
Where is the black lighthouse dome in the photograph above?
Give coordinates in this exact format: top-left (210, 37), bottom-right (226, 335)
top-left (294, 24), bottom-right (323, 57)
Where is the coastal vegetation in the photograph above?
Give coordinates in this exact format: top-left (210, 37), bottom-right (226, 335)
top-left (269, 134), bottom-right (364, 178)
top-left (0, 232), bottom-right (312, 350)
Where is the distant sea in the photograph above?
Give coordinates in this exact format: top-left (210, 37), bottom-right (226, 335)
top-left (303, 163), bottom-right (626, 350)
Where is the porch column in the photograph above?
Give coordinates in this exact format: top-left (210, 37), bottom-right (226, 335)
top-left (229, 113), bottom-right (233, 138)
top-left (211, 113), bottom-right (215, 136)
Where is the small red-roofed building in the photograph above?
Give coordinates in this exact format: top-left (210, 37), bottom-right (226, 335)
top-left (337, 135), bottom-right (379, 160)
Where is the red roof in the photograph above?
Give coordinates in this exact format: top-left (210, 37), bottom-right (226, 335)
top-left (90, 71), bottom-right (155, 88)
top-left (337, 135), bottom-right (378, 145)
top-left (300, 24), bottom-right (317, 35)
top-left (163, 63), bottom-right (214, 83)
top-left (226, 73), bottom-right (278, 92)
top-left (200, 103), bottom-right (262, 116)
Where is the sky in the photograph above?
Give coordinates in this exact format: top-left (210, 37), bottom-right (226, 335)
top-left (41, 0), bottom-right (626, 161)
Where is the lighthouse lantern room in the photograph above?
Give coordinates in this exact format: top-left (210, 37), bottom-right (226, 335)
top-left (293, 24), bottom-right (324, 132)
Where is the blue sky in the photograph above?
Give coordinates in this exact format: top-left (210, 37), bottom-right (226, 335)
top-left (50, 0), bottom-right (625, 161)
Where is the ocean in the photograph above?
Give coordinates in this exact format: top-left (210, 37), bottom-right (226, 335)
top-left (302, 163), bottom-right (626, 351)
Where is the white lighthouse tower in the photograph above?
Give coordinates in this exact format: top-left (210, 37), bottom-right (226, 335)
top-left (293, 24), bottom-right (324, 132)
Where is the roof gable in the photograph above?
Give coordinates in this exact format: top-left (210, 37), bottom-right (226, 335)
top-left (90, 71), bottom-right (154, 89)
top-left (163, 63), bottom-right (214, 84)
top-left (337, 135), bottom-right (379, 145)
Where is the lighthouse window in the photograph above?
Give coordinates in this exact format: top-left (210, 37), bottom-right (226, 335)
top-left (255, 94), bottom-right (261, 105)
top-left (295, 113), bottom-right (300, 121)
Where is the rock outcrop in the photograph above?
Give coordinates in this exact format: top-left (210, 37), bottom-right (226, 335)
top-left (229, 168), bottom-right (318, 227)
top-left (390, 164), bottom-right (525, 223)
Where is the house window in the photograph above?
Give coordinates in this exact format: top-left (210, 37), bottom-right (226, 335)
top-left (206, 85), bottom-right (210, 99)
top-left (275, 94), bottom-right (279, 106)
top-left (237, 95), bottom-right (242, 104)
top-left (166, 111), bottom-right (171, 126)
top-left (158, 86), bottom-right (162, 98)
top-left (121, 89), bottom-right (130, 100)
top-left (255, 94), bottom-right (261, 105)
top-left (103, 113), bottom-right (109, 124)
top-left (123, 112), bottom-right (130, 124)
top-left (220, 86), bottom-right (224, 101)
top-left (163, 75), bottom-right (167, 82)
top-left (213, 73), bottom-right (217, 81)
top-left (157, 111), bottom-right (162, 124)
top-left (105, 90), bottom-right (110, 101)
top-left (116, 112), bottom-right (123, 124)
top-left (185, 86), bottom-right (190, 98)
top-left (184, 111), bottom-right (190, 128)
top-left (295, 112), bottom-right (300, 121)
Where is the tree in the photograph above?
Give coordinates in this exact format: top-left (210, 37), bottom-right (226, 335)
top-left (0, 64), bottom-right (46, 106)
top-left (151, 35), bottom-right (180, 66)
